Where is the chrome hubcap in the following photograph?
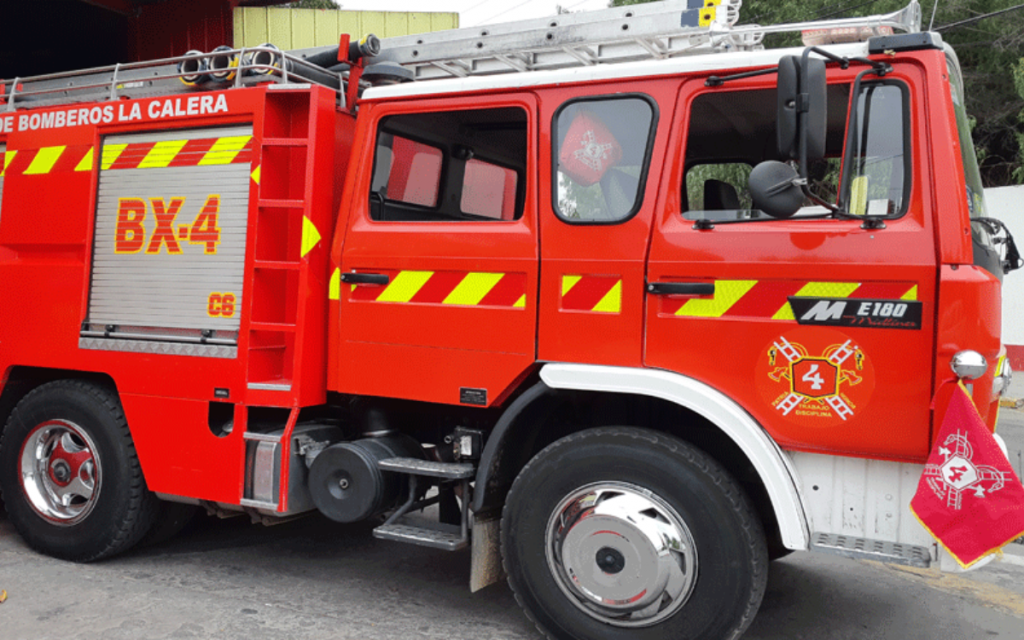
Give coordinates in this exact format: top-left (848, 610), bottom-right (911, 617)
top-left (545, 481), bottom-right (697, 627)
top-left (19, 420), bottom-right (101, 525)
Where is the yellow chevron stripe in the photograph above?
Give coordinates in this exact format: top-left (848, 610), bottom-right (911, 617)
top-left (199, 136), bottom-right (251, 166)
top-left (444, 272), bottom-right (503, 306)
top-left (676, 280), bottom-right (757, 317)
top-left (901, 285), bottom-right (918, 301)
top-left (329, 268), bottom-right (341, 301)
top-left (75, 148), bottom-right (94, 172)
top-left (0, 150), bottom-right (15, 177)
top-left (513, 294), bottom-right (526, 308)
top-left (772, 282), bottom-right (862, 320)
top-left (377, 271), bottom-right (433, 303)
top-left (562, 275), bottom-right (582, 297)
top-left (591, 280), bottom-right (622, 313)
top-left (301, 216), bottom-right (321, 258)
top-left (101, 144), bottom-right (128, 170)
top-left (138, 139), bottom-right (188, 169)
top-left (24, 146), bottom-right (65, 175)
top-left (251, 165), bottom-right (261, 184)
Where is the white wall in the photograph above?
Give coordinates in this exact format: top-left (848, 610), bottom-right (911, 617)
top-left (989, 185), bottom-right (1024, 347)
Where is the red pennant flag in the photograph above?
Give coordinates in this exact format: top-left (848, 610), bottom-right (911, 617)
top-left (911, 383), bottom-right (1024, 568)
top-left (558, 110), bottom-right (622, 187)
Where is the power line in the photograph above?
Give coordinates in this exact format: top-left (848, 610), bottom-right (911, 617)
top-left (478, 0), bottom-right (546, 25)
top-left (461, 0), bottom-right (495, 16)
top-left (935, 3), bottom-right (1024, 32)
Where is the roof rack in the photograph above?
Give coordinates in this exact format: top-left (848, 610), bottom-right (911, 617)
top-left (1, 46), bottom-right (346, 112)
top-left (365, 0), bottom-right (921, 81)
top-left (1, 0), bottom-right (923, 111)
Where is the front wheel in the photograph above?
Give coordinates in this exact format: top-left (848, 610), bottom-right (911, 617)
top-left (501, 427), bottom-right (768, 640)
top-left (0, 380), bottom-right (158, 561)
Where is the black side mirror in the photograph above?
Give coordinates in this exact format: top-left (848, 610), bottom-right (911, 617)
top-left (777, 55), bottom-right (826, 166)
top-left (749, 161), bottom-right (803, 219)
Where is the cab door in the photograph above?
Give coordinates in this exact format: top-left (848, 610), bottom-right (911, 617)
top-left (336, 95), bottom-right (537, 407)
top-left (537, 85), bottom-right (672, 366)
top-left (645, 71), bottom-right (937, 461)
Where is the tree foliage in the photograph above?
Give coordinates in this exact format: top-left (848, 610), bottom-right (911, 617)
top-left (282, 0), bottom-right (339, 9)
top-left (611, 0), bottom-right (1024, 186)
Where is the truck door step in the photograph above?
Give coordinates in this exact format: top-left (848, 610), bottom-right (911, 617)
top-left (378, 457), bottom-right (476, 479)
top-left (374, 517), bottom-right (468, 551)
top-left (810, 532), bottom-right (931, 568)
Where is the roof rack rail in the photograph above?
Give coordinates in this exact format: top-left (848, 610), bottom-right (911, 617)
top-left (1, 46), bottom-right (346, 112)
top-left (360, 0), bottom-right (920, 81)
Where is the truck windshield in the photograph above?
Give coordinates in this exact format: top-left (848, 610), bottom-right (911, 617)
top-left (946, 55), bottom-right (988, 222)
top-left (839, 81), bottom-right (909, 218)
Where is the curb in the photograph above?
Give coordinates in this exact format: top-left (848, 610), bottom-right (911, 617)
top-left (999, 397), bottom-right (1024, 410)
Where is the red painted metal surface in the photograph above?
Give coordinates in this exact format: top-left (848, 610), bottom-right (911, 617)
top-left (331, 95), bottom-right (540, 407)
top-left (0, 83), bottom-right (346, 505)
top-left (0, 43), bottom-right (1000, 507)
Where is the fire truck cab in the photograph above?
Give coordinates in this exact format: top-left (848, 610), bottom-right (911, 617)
top-left (0, 2), bottom-right (1019, 639)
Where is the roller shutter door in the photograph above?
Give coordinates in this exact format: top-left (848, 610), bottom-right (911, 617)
top-left (84, 126), bottom-right (253, 352)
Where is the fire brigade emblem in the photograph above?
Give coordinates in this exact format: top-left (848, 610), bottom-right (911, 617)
top-left (921, 431), bottom-right (1008, 510)
top-left (573, 130), bottom-right (615, 173)
top-left (756, 329), bottom-right (875, 426)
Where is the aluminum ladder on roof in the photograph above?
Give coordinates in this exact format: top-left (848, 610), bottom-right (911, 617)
top-left (364, 0), bottom-right (922, 82)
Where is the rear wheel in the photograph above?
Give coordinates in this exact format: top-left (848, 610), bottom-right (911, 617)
top-left (501, 427), bottom-right (767, 640)
top-left (0, 380), bottom-right (158, 561)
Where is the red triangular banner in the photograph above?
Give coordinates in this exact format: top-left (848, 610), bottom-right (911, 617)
top-left (911, 383), bottom-right (1024, 568)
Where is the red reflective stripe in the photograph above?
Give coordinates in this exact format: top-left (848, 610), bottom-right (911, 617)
top-left (169, 138), bottom-right (217, 167)
top-left (109, 142), bottom-right (156, 170)
top-left (3, 149), bottom-right (36, 176)
top-left (849, 283), bottom-right (915, 299)
top-left (562, 276), bottom-right (618, 311)
top-left (50, 145), bottom-right (92, 174)
top-left (406, 271), bottom-right (461, 304)
top-left (478, 273), bottom-right (526, 307)
top-left (722, 280), bottom-right (803, 318)
top-left (232, 138), bottom-right (255, 165)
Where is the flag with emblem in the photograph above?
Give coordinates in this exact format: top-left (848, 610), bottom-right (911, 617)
top-left (910, 383), bottom-right (1024, 568)
top-left (558, 110), bottom-right (622, 187)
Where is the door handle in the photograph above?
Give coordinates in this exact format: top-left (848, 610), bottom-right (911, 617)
top-left (341, 272), bottom-right (390, 286)
top-left (646, 282), bottom-right (715, 296)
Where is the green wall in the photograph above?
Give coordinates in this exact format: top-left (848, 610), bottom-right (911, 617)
top-left (234, 8), bottom-right (459, 49)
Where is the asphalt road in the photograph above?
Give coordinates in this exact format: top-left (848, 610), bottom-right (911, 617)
top-left (1, 410), bottom-right (1023, 640)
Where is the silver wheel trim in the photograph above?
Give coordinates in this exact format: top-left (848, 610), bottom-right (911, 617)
top-left (545, 481), bottom-right (698, 628)
top-left (19, 419), bottom-right (102, 525)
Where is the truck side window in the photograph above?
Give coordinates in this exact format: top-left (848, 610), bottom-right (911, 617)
top-left (370, 107), bottom-right (527, 222)
top-left (553, 96), bottom-right (656, 224)
top-left (372, 134), bottom-right (443, 208)
top-left (839, 82), bottom-right (909, 217)
top-left (683, 86), bottom-right (849, 221)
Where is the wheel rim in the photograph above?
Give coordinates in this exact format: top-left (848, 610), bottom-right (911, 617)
top-left (18, 419), bottom-right (102, 525)
top-left (545, 481), bottom-right (698, 628)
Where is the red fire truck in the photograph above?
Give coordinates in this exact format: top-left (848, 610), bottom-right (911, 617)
top-left (0, 1), bottom-right (1020, 638)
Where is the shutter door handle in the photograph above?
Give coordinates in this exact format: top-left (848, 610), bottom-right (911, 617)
top-left (341, 272), bottom-right (390, 285)
top-left (646, 282), bottom-right (715, 296)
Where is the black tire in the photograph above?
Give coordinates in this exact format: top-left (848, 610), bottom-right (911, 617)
top-left (140, 500), bottom-right (200, 547)
top-left (501, 427), bottom-right (768, 640)
top-left (0, 380), bottom-right (158, 561)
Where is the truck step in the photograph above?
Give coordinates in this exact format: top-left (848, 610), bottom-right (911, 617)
top-left (810, 532), bottom-right (931, 568)
top-left (378, 457), bottom-right (475, 480)
top-left (374, 518), bottom-right (467, 551)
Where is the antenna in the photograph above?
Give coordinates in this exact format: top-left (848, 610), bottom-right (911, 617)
top-left (929, 0), bottom-right (939, 31)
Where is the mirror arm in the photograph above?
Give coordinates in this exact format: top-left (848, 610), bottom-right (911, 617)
top-left (705, 66), bottom-right (779, 87)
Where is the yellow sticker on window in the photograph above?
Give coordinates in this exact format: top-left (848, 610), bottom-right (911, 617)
top-left (849, 175), bottom-right (869, 216)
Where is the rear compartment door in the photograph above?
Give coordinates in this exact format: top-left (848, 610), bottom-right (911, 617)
top-left (82, 125), bottom-right (254, 357)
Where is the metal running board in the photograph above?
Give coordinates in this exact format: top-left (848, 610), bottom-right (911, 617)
top-left (378, 457), bottom-right (475, 480)
top-left (810, 532), bottom-right (931, 568)
top-left (374, 517), bottom-right (467, 551)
